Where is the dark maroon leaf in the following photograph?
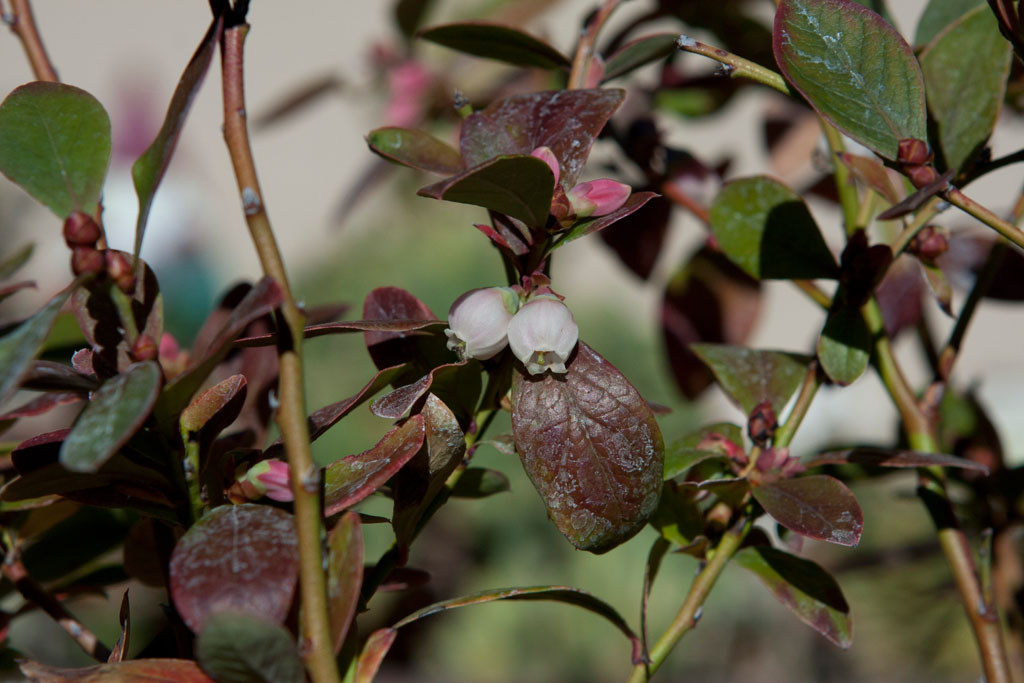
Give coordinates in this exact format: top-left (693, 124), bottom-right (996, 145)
top-left (418, 22), bottom-right (571, 70)
top-left (356, 585), bottom-right (642, 679)
top-left (180, 374), bottom-right (247, 436)
top-left (662, 247), bottom-right (762, 399)
top-left (449, 467), bottom-right (510, 498)
top-left (0, 285), bottom-right (75, 406)
top-left (371, 360), bottom-right (479, 426)
top-left (734, 545), bottom-right (852, 647)
top-left (169, 504), bottom-right (299, 633)
top-left (323, 415), bottom-right (425, 516)
top-left (366, 127), bottom-right (463, 175)
top-left (20, 359), bottom-right (98, 393)
top-left (235, 319), bottom-right (443, 347)
top-left (132, 14), bottom-right (222, 260)
top-left (875, 255), bottom-right (925, 337)
top-left (752, 475), bottom-right (863, 547)
top-left (0, 391), bottom-right (83, 420)
top-left (108, 590), bottom-right (130, 663)
top-left (460, 89), bottom-right (624, 190)
top-left (511, 342), bottom-right (664, 552)
top-left (377, 566), bottom-right (431, 592)
top-left (602, 33), bottom-right (679, 82)
top-left (253, 72), bottom-right (344, 130)
top-left (418, 155), bottom-right (555, 228)
top-left (596, 192), bottom-right (671, 279)
top-left (362, 287), bottom-right (451, 381)
top-left (690, 345), bottom-right (813, 416)
top-left (554, 192), bottom-right (659, 247)
top-left (327, 511), bottom-right (363, 654)
top-left (19, 659), bottom-right (215, 682)
top-left (806, 447), bottom-right (989, 472)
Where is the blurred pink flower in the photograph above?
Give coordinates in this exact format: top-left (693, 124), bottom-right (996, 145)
top-left (386, 60), bottom-right (432, 127)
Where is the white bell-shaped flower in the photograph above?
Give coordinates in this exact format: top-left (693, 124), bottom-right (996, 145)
top-left (444, 287), bottom-right (519, 360)
top-left (506, 295), bottom-right (579, 375)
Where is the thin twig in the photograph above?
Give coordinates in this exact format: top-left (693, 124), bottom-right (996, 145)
top-left (219, 24), bottom-right (339, 683)
top-left (3, 0), bottom-right (57, 81)
top-left (773, 362), bottom-right (821, 449)
top-left (675, 35), bottom-right (790, 95)
top-left (890, 197), bottom-right (942, 258)
top-left (568, 0), bottom-right (620, 89)
top-left (945, 187), bottom-right (1024, 251)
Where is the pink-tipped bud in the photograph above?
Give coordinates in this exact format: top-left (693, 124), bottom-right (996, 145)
top-left (131, 334), bottom-right (157, 362)
top-left (566, 179), bottom-right (631, 218)
top-left (506, 295), bottom-right (579, 375)
top-left (236, 459), bottom-right (293, 502)
top-left (63, 211), bottom-right (102, 247)
top-left (104, 251), bottom-right (136, 294)
top-left (445, 287), bottom-right (520, 361)
top-left (71, 246), bottom-right (105, 276)
top-left (531, 146), bottom-right (560, 184)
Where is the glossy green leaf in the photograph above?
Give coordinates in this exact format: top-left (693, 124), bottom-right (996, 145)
top-left (709, 176), bottom-right (837, 280)
top-left (0, 82), bottom-right (111, 217)
top-left (59, 361), bottom-right (162, 473)
top-left (366, 127), bottom-right (463, 175)
top-left (602, 33), bottom-right (679, 82)
top-left (132, 15), bottom-right (221, 260)
top-left (774, 0), bottom-right (926, 160)
top-left (915, 0), bottom-right (984, 46)
top-left (664, 447), bottom-right (725, 481)
top-left (196, 611), bottom-right (304, 683)
top-left (418, 22), bottom-right (571, 70)
top-left (817, 305), bottom-right (870, 385)
top-left (648, 482), bottom-right (704, 547)
top-left (920, 6), bottom-right (1011, 172)
top-left (0, 286), bottom-right (73, 406)
top-left (449, 467), bottom-right (510, 498)
top-left (691, 344), bottom-right (813, 416)
top-left (752, 475), bottom-right (863, 546)
top-left (418, 155), bottom-right (555, 228)
top-left (511, 342), bottom-right (664, 552)
top-left (326, 511), bottom-right (363, 654)
top-left (735, 546), bottom-right (852, 647)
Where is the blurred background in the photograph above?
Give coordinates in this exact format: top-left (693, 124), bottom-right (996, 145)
top-left (1, 0), bottom-right (1023, 680)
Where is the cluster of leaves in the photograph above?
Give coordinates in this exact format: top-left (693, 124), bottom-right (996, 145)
top-left (0, 0), bottom-right (1022, 681)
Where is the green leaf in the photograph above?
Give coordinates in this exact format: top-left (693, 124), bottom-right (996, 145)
top-left (0, 286), bottom-right (73, 406)
top-left (915, 0), bottom-right (984, 46)
top-left (690, 344), bottom-right (813, 416)
top-left (0, 82), bottom-right (111, 217)
top-left (774, 0), bottom-right (927, 160)
top-left (752, 475), bottom-right (863, 546)
top-left (602, 33), bottom-right (679, 82)
top-left (709, 176), bottom-right (837, 280)
top-left (0, 243), bottom-right (33, 281)
top-left (418, 155), bottom-right (554, 227)
top-left (59, 361), bottom-right (162, 473)
top-left (132, 15), bottom-right (221, 261)
top-left (817, 305), bottom-right (870, 385)
top-left (366, 127), bottom-right (463, 175)
top-left (734, 546), bottom-right (852, 647)
top-left (418, 22), bottom-right (571, 70)
top-left (327, 511), bottom-right (363, 654)
top-left (920, 6), bottom-right (1012, 172)
top-left (449, 467), bottom-right (510, 498)
top-left (196, 611), bottom-right (304, 683)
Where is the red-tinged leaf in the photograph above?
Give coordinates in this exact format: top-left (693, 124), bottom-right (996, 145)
top-left (734, 545), bottom-right (852, 647)
top-left (690, 345), bottom-right (813, 416)
top-left (132, 14), bottom-right (222, 260)
top-left (553, 192), bottom-right (658, 247)
top-left (0, 279), bottom-right (34, 303)
top-left (19, 659), bottom-right (215, 682)
top-left (875, 255), bottom-right (925, 337)
top-left (449, 467), bottom-right (510, 498)
top-left (597, 191), bottom-right (671, 279)
top-left (875, 169), bottom-right (955, 220)
top-left (108, 590), bottom-right (130, 663)
top-left (253, 72), bottom-right (344, 130)
top-left (0, 243), bottom-right (33, 281)
top-left (418, 22), bottom-right (571, 70)
top-left (839, 153), bottom-right (901, 204)
top-left (806, 447), bottom-right (990, 472)
top-left (59, 361), bottom-right (162, 473)
top-left (511, 342), bottom-right (664, 552)
top-left (0, 391), bottom-right (83, 421)
top-left (662, 247), bottom-right (763, 399)
top-left (327, 511), bottom-right (363, 653)
top-left (922, 261), bottom-right (953, 315)
top-left (0, 285), bottom-right (75, 406)
top-left (235, 319), bottom-right (444, 347)
top-left (169, 504), bottom-right (298, 634)
top-left (323, 415), bottom-right (425, 516)
top-left (156, 278), bottom-right (282, 425)
top-left (418, 154), bottom-right (555, 228)
top-left (603, 33), bottom-right (679, 82)
top-left (371, 361), bottom-right (480, 427)
top-left (392, 396), bottom-right (465, 553)
top-left (752, 475), bottom-right (862, 547)
top-left (366, 127), bottom-right (463, 175)
top-left (195, 611), bottom-right (305, 683)
top-left (362, 287), bottom-right (451, 380)
top-left (774, 0), bottom-right (926, 160)
top-left (356, 585), bottom-right (642, 678)
top-left (180, 374), bottom-right (246, 436)
top-left (460, 89), bottom-right (624, 190)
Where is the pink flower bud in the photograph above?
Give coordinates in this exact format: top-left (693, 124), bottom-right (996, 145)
top-left (237, 459), bottom-right (293, 502)
top-left (506, 295), bottom-right (578, 375)
top-left (445, 287), bottom-right (520, 361)
top-left (566, 179), bottom-right (631, 218)
top-left (530, 146), bottom-right (560, 184)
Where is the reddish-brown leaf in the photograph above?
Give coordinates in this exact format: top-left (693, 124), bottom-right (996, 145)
top-left (752, 475), bottom-right (862, 547)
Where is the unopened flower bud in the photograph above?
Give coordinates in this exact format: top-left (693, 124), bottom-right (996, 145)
top-left (905, 164), bottom-right (940, 189)
top-left (531, 146), bottom-right (560, 184)
top-left (748, 400), bottom-right (777, 446)
top-left (506, 295), bottom-right (579, 375)
top-left (105, 251), bottom-right (136, 294)
top-left (63, 211), bottom-right (102, 247)
top-left (131, 333), bottom-right (157, 362)
top-left (235, 459), bottom-right (293, 502)
top-left (566, 179), bottom-right (631, 218)
top-left (897, 138), bottom-right (932, 166)
top-left (71, 246), bottom-right (105, 276)
top-left (445, 287), bottom-right (519, 361)
top-left (908, 225), bottom-right (948, 263)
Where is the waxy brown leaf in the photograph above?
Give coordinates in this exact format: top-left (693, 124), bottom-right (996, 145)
top-left (752, 475), bottom-right (862, 546)
top-left (362, 287), bottom-right (451, 382)
top-left (20, 659), bottom-right (214, 682)
top-left (169, 504), bottom-right (298, 634)
top-left (511, 342), bottom-right (664, 552)
top-left (327, 511), bottom-right (363, 653)
top-left (806, 447), bottom-right (989, 472)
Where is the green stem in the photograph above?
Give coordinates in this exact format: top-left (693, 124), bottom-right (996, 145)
top-left (626, 518), bottom-right (751, 682)
top-left (773, 362), bottom-right (821, 449)
top-left (675, 37), bottom-right (790, 94)
top-left (890, 197), bottom-right (941, 258)
top-left (945, 187), bottom-right (1024, 251)
top-left (792, 279), bottom-right (832, 310)
top-left (821, 123), bottom-right (860, 235)
top-left (181, 436), bottom-right (205, 523)
top-left (220, 24), bottom-right (338, 683)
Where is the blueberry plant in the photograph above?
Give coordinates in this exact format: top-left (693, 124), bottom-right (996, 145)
top-left (0, 0), bottom-right (1022, 680)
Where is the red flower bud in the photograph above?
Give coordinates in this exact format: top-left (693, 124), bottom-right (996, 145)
top-left (105, 251), bottom-right (136, 294)
top-left (63, 211), bottom-right (102, 247)
top-left (71, 246), bottom-right (105, 276)
top-left (131, 333), bottom-right (158, 362)
top-left (908, 226), bottom-right (948, 263)
top-left (897, 138), bottom-right (931, 166)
